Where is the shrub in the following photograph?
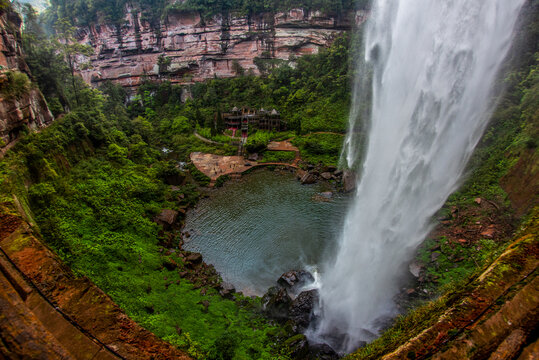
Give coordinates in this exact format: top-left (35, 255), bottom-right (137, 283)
top-left (207, 332), bottom-right (239, 360)
top-left (0, 71), bottom-right (31, 99)
top-left (107, 143), bottom-right (128, 163)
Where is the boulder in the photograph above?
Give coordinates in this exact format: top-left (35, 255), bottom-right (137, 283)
top-left (185, 252), bottom-right (202, 268)
top-left (408, 261), bottom-right (422, 278)
top-left (219, 282), bottom-right (236, 299)
top-left (289, 289), bottom-right (319, 330)
top-left (278, 270), bottom-right (315, 291)
top-left (301, 172), bottom-right (317, 185)
top-left (308, 343), bottom-right (340, 360)
top-left (342, 170), bottom-right (357, 192)
top-left (284, 334), bottom-right (309, 359)
top-left (321, 172), bottom-right (332, 180)
top-left (320, 191), bottom-right (333, 199)
top-left (153, 209), bottom-right (179, 229)
top-left (327, 166), bottom-right (338, 172)
top-left (262, 286), bottom-right (292, 320)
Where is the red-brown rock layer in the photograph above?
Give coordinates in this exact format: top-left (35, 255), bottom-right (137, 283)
top-left (0, 10), bottom-right (53, 147)
top-left (75, 8), bottom-right (368, 89)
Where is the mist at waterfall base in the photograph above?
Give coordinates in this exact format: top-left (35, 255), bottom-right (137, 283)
top-left (310, 0), bottom-right (526, 353)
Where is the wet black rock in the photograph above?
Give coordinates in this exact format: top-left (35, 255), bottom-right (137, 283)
top-left (284, 334), bottom-right (309, 359)
top-left (262, 286), bottom-right (292, 320)
top-left (289, 289), bottom-right (319, 331)
top-left (308, 343), bottom-right (340, 360)
top-left (278, 270), bottom-right (315, 292)
top-left (342, 170), bottom-right (357, 193)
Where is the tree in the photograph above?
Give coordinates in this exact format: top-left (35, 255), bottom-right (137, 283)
top-left (54, 18), bottom-right (93, 107)
top-left (157, 54), bottom-right (172, 75)
top-left (231, 60), bottom-right (244, 76)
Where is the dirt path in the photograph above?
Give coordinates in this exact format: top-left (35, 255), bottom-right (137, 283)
top-left (193, 130), bottom-right (224, 145)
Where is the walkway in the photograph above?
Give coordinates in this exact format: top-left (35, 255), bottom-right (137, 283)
top-left (193, 130), bottom-right (224, 145)
top-left (190, 140), bottom-right (301, 187)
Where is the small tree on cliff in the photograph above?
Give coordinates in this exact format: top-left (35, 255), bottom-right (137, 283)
top-left (54, 18), bottom-right (93, 107)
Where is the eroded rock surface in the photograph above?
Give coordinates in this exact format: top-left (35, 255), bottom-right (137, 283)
top-left (75, 8), bottom-right (368, 89)
top-left (0, 11), bottom-right (53, 147)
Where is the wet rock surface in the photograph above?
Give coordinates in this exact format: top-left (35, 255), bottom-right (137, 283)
top-left (263, 269), bottom-right (342, 359)
top-left (262, 286), bottom-right (292, 320)
top-left (342, 170), bottom-right (357, 193)
top-left (289, 289), bottom-right (319, 331)
top-left (307, 343), bottom-right (340, 360)
top-left (278, 270), bottom-right (315, 292)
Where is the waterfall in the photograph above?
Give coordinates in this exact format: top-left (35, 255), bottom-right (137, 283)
top-left (312, 0), bottom-right (526, 353)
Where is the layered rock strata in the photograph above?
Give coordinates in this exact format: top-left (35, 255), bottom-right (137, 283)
top-left (75, 8), bottom-right (367, 89)
top-left (0, 10), bottom-right (53, 147)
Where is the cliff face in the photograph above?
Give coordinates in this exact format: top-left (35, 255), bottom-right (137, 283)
top-left (0, 10), bottom-right (53, 149)
top-left (76, 8), bottom-right (367, 89)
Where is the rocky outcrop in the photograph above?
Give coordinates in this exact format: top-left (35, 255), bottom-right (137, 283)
top-left (0, 10), bottom-right (53, 148)
top-left (75, 8), bottom-right (368, 89)
top-left (0, 208), bottom-right (191, 359)
top-left (357, 214), bottom-right (539, 360)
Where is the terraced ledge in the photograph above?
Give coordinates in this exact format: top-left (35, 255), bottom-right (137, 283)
top-left (0, 207), bottom-right (191, 360)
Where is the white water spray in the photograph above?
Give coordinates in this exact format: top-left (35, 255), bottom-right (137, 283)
top-left (314, 0), bottom-right (526, 353)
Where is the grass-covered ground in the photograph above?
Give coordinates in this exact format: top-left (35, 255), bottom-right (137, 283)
top-left (260, 151), bottom-right (296, 163)
top-left (30, 157), bottom-right (288, 359)
top-left (0, 87), bottom-right (292, 359)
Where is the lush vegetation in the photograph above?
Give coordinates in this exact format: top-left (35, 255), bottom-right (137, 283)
top-left (188, 34), bottom-right (354, 134)
top-left (1, 7), bottom-right (300, 352)
top-left (41, 0), bottom-right (368, 28)
top-left (292, 133), bottom-right (344, 166)
top-left (0, 71), bottom-right (32, 99)
top-left (0, 80), bottom-right (296, 358)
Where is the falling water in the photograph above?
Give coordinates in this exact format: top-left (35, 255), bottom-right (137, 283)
top-left (313, 0), bottom-right (526, 353)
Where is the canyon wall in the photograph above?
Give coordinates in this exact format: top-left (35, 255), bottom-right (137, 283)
top-left (75, 8), bottom-right (367, 90)
top-left (0, 10), bottom-right (53, 148)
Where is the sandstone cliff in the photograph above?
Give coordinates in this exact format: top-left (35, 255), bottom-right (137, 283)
top-left (0, 10), bottom-right (53, 148)
top-left (76, 8), bottom-right (367, 89)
